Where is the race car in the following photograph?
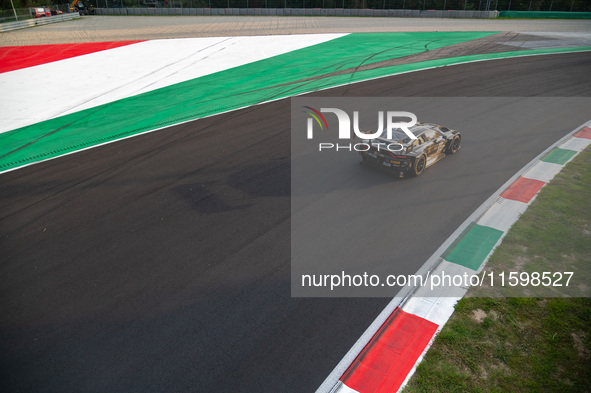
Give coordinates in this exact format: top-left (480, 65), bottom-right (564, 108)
top-left (359, 122), bottom-right (461, 177)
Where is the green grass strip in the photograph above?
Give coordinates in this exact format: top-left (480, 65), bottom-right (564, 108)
top-left (498, 10), bottom-right (591, 19)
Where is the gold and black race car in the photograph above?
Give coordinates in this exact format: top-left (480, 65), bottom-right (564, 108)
top-left (359, 122), bottom-right (461, 177)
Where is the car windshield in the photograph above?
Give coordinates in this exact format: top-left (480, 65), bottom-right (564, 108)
top-left (375, 125), bottom-right (427, 143)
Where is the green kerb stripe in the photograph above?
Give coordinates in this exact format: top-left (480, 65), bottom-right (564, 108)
top-left (541, 148), bottom-right (577, 165)
top-left (442, 224), bottom-right (504, 271)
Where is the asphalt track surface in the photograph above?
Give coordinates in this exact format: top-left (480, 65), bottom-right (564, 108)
top-left (1, 52), bottom-right (590, 392)
top-left (2, 16), bottom-right (591, 46)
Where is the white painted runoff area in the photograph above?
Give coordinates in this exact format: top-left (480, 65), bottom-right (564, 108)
top-left (0, 34), bottom-right (346, 133)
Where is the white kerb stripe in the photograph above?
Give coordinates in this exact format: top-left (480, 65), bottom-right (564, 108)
top-left (477, 198), bottom-right (528, 233)
top-left (559, 137), bottom-right (591, 152)
top-left (332, 381), bottom-right (361, 393)
top-left (521, 161), bottom-right (564, 183)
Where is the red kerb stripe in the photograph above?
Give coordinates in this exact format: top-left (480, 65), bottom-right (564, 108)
top-left (0, 41), bottom-right (144, 73)
top-left (500, 176), bottom-right (545, 204)
top-left (341, 308), bottom-right (438, 393)
top-left (574, 126), bottom-right (591, 140)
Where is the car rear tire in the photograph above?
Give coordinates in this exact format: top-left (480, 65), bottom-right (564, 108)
top-left (447, 135), bottom-right (461, 154)
top-left (412, 155), bottom-right (426, 177)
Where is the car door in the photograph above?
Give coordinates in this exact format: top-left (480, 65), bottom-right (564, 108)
top-left (421, 130), bottom-right (437, 157)
top-left (425, 129), bottom-right (447, 157)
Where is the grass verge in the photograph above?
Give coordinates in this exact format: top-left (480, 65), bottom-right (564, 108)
top-left (403, 146), bottom-right (591, 393)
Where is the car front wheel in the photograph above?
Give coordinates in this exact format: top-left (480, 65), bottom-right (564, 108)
top-left (447, 135), bottom-right (461, 154)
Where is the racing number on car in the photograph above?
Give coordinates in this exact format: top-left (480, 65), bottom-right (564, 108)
top-left (424, 130), bottom-right (443, 156)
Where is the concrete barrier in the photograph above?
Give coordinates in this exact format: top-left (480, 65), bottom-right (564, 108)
top-left (92, 8), bottom-right (499, 19)
top-left (0, 12), bottom-right (80, 32)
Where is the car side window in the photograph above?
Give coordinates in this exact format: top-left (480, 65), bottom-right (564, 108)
top-left (422, 130), bottom-right (439, 142)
